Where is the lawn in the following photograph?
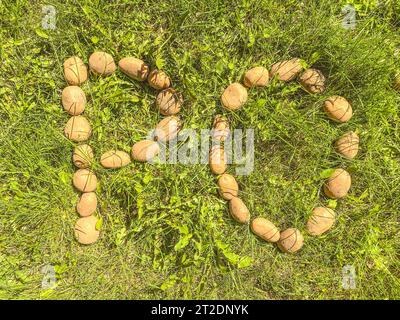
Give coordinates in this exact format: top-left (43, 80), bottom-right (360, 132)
top-left (0, 0), bottom-right (399, 299)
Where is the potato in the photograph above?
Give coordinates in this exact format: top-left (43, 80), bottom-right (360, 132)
top-left (100, 150), bottom-right (131, 168)
top-left (323, 96), bottom-right (353, 123)
top-left (323, 168), bottom-right (351, 199)
top-left (243, 66), bottom-right (269, 88)
top-left (277, 228), bottom-right (304, 253)
top-left (211, 115), bottom-right (230, 142)
top-left (270, 58), bottom-right (303, 82)
top-left (156, 88), bottom-right (183, 115)
top-left (221, 83), bottom-right (248, 110)
top-left (63, 56), bottom-right (88, 86)
top-left (335, 131), bottom-right (359, 159)
top-left (229, 197), bottom-right (250, 224)
top-left (209, 145), bottom-right (227, 175)
top-left (88, 51), bottom-right (116, 76)
top-left (131, 140), bottom-right (160, 162)
top-left (250, 217), bottom-right (280, 242)
top-left (62, 86), bottom-right (86, 115)
top-left (148, 70), bottom-right (171, 90)
top-left (217, 173), bottom-right (239, 200)
top-left (73, 144), bottom-right (94, 168)
top-left (306, 207), bottom-right (336, 236)
top-left (74, 215), bottom-right (100, 245)
top-left (64, 115), bottom-right (92, 142)
top-left (76, 192), bottom-right (97, 217)
top-left (299, 68), bottom-right (326, 93)
top-left (154, 116), bottom-right (181, 142)
top-left (73, 168), bottom-right (98, 192)
top-left (118, 57), bottom-right (149, 81)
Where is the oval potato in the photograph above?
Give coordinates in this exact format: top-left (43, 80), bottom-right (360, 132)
top-left (270, 58), bottom-right (303, 82)
top-left (277, 228), bottom-right (304, 253)
top-left (73, 144), bottom-right (94, 168)
top-left (76, 192), bottom-right (97, 217)
top-left (211, 115), bottom-right (230, 142)
top-left (323, 96), bottom-right (353, 123)
top-left (323, 168), bottom-right (351, 199)
top-left (250, 217), bottom-right (280, 242)
top-left (100, 150), bottom-right (131, 168)
top-left (118, 57), bottom-right (149, 81)
top-left (64, 115), bottom-right (92, 142)
top-left (89, 51), bottom-right (116, 76)
top-left (243, 66), bottom-right (269, 87)
top-left (209, 145), bottom-right (227, 175)
top-left (74, 215), bottom-right (100, 245)
top-left (131, 140), bottom-right (160, 162)
top-left (63, 56), bottom-right (88, 85)
top-left (229, 197), bottom-right (250, 224)
top-left (73, 169), bottom-right (98, 192)
top-left (62, 86), bottom-right (86, 115)
top-left (299, 68), bottom-right (326, 94)
top-left (148, 70), bottom-right (171, 90)
top-left (335, 131), bottom-right (359, 159)
top-left (217, 173), bottom-right (239, 200)
top-left (306, 207), bottom-right (336, 236)
top-left (154, 116), bottom-right (181, 142)
top-left (156, 88), bottom-right (183, 116)
top-left (221, 83), bottom-right (248, 110)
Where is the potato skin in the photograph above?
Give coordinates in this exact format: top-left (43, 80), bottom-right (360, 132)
top-left (62, 86), bottom-right (86, 115)
top-left (335, 131), bottom-right (359, 159)
top-left (211, 115), bottom-right (230, 142)
top-left (306, 207), bottom-right (336, 236)
top-left (229, 197), bottom-right (250, 224)
top-left (323, 168), bottom-right (351, 199)
top-left (209, 145), bottom-right (227, 175)
top-left (63, 56), bottom-right (88, 85)
top-left (277, 228), bottom-right (304, 253)
top-left (73, 169), bottom-right (98, 192)
top-left (118, 57), bottom-right (149, 81)
top-left (73, 144), bottom-right (94, 168)
top-left (217, 174), bottom-right (239, 200)
top-left (148, 70), bottom-right (171, 90)
top-left (221, 83), bottom-right (248, 110)
top-left (64, 116), bottom-right (92, 142)
top-left (131, 140), bottom-right (160, 162)
top-left (77, 192), bottom-right (97, 217)
top-left (100, 150), bottom-right (131, 168)
top-left (323, 96), bottom-right (353, 123)
top-left (156, 88), bottom-right (183, 116)
top-left (270, 58), bottom-right (303, 82)
top-left (299, 68), bottom-right (326, 94)
top-left (250, 217), bottom-right (280, 242)
top-left (154, 116), bottom-right (181, 142)
top-left (89, 51), bottom-right (116, 75)
top-left (74, 215), bottom-right (100, 245)
top-left (243, 66), bottom-right (269, 88)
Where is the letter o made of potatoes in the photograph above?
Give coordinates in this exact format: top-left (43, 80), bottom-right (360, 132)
top-left (229, 197), bottom-right (250, 224)
top-left (131, 140), bottom-right (160, 162)
top-left (221, 83), bottom-right (248, 110)
top-left (306, 207), bottom-right (336, 236)
top-left (323, 168), bottom-right (351, 199)
top-left (73, 169), bottom-right (98, 192)
top-left (62, 86), bottom-right (86, 115)
top-left (277, 228), bottom-right (304, 253)
top-left (63, 56), bottom-right (88, 85)
top-left (72, 144), bottom-right (94, 168)
top-left (89, 51), bottom-right (116, 76)
top-left (250, 217), bottom-right (280, 242)
top-left (323, 96), bottom-right (353, 123)
top-left (74, 215), bottom-right (100, 245)
top-left (76, 192), bottom-right (97, 217)
top-left (217, 173), bottom-right (239, 200)
top-left (64, 115), bottom-right (92, 142)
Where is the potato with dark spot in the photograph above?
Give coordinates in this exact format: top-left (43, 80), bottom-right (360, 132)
top-left (73, 144), bottom-right (94, 168)
top-left (277, 228), bottom-right (304, 253)
top-left (217, 173), bottom-right (239, 200)
top-left (335, 131), bottom-right (359, 159)
top-left (243, 66), bottom-right (269, 87)
top-left (77, 192), bottom-right (97, 217)
top-left (63, 56), bottom-right (88, 85)
top-left (118, 57), bottom-right (149, 81)
top-left (299, 68), bottom-right (326, 93)
top-left (250, 217), bottom-right (280, 242)
top-left (156, 88), bottom-right (183, 115)
top-left (148, 70), bottom-right (171, 90)
top-left (154, 116), bottom-right (181, 142)
top-left (221, 83), bottom-right (248, 110)
top-left (73, 169), bottom-right (98, 192)
top-left (131, 140), bottom-right (160, 162)
top-left (100, 150), bottom-right (131, 168)
top-left (306, 207), bottom-right (336, 236)
top-left (74, 215), bottom-right (100, 245)
top-left (323, 168), bottom-right (351, 199)
top-left (62, 86), bottom-right (86, 115)
top-left (270, 58), bottom-right (303, 82)
top-left (209, 145), bottom-right (227, 175)
top-left (64, 116), bottom-right (92, 142)
top-left (324, 96), bottom-right (353, 123)
top-left (211, 115), bottom-right (230, 142)
top-left (229, 197), bottom-right (250, 224)
top-left (89, 51), bottom-right (116, 76)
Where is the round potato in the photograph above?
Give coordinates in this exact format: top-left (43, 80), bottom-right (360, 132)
top-left (299, 68), bottom-right (326, 94)
top-left (154, 116), bottom-right (181, 142)
top-left (209, 145), bottom-right (227, 175)
top-left (63, 56), bottom-right (88, 86)
top-left (148, 70), bottom-right (171, 90)
top-left (250, 217), bottom-right (280, 242)
top-left (229, 197), bottom-right (250, 224)
top-left (323, 168), bottom-right (351, 199)
top-left (217, 173), bottom-right (239, 200)
top-left (118, 57), bottom-right (149, 81)
top-left (131, 140), bottom-right (160, 162)
top-left (323, 96), bottom-right (353, 123)
top-left (76, 192), bottom-right (97, 217)
top-left (335, 131), bottom-right (359, 159)
top-left (270, 58), bottom-right (303, 82)
top-left (243, 66), bottom-right (269, 87)
top-left (211, 115), bottom-right (230, 142)
top-left (88, 51), bottom-right (116, 76)
top-left (62, 86), bottom-right (86, 115)
top-left (73, 169), bottom-right (98, 192)
top-left (221, 83), bottom-right (248, 110)
top-left (277, 228), bottom-right (304, 253)
top-left (72, 144), bottom-right (94, 168)
top-left (156, 88), bottom-right (183, 116)
top-left (74, 215), bottom-right (100, 245)
top-left (64, 115), bottom-right (92, 142)
top-left (100, 150), bottom-right (131, 168)
top-left (306, 207), bottom-right (336, 236)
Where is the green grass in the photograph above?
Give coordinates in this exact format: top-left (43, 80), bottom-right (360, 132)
top-left (0, 0), bottom-right (399, 299)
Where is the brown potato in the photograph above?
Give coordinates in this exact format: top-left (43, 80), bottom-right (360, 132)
top-left (100, 150), bottom-right (131, 168)
top-left (229, 197), bottom-right (250, 224)
top-left (211, 115), bottom-right (230, 142)
top-left (64, 115), bottom-right (92, 142)
top-left (74, 215), bottom-right (100, 245)
top-left (76, 192), bottom-right (97, 217)
top-left (324, 96), bottom-right (353, 123)
top-left (209, 145), bottom-right (227, 175)
top-left (323, 168), bottom-right (351, 199)
top-left (217, 173), bottom-right (239, 200)
top-left (154, 116), bottom-right (181, 142)
top-left (250, 217), bottom-right (280, 242)
top-left (73, 144), bottom-right (94, 168)
top-left (62, 86), bottom-right (86, 115)
top-left (277, 228), bottom-right (304, 253)
top-left (131, 140), bottom-right (160, 162)
top-left (221, 83), bottom-right (248, 110)
top-left (270, 58), bottom-right (303, 82)
top-left (306, 207), bottom-right (336, 236)
top-left (63, 56), bottom-right (88, 85)
top-left (156, 88), bottom-right (183, 115)
top-left (243, 66), bottom-right (270, 87)
top-left (335, 131), bottom-right (359, 159)
top-left (88, 51), bottom-right (116, 76)
top-left (148, 70), bottom-right (171, 90)
top-left (73, 169), bottom-right (98, 192)
top-left (118, 57), bottom-right (149, 81)
top-left (299, 68), bottom-right (326, 93)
